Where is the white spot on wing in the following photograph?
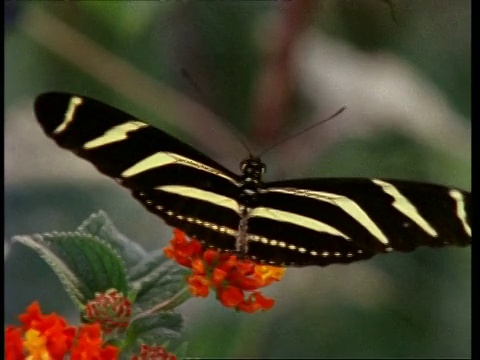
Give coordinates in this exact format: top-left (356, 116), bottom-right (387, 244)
top-left (449, 189), bottom-right (471, 237)
top-left (267, 187), bottom-right (389, 245)
top-left (372, 179), bottom-right (438, 237)
top-left (53, 96), bottom-right (83, 134)
top-left (83, 121), bottom-right (148, 149)
top-left (121, 152), bottom-right (239, 185)
top-left (250, 207), bottom-right (350, 240)
top-left (156, 185), bottom-right (241, 214)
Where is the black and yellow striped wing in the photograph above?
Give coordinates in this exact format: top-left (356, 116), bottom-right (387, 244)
top-left (34, 92), bottom-right (471, 267)
top-left (35, 92), bottom-right (243, 252)
top-left (249, 178), bottom-right (471, 266)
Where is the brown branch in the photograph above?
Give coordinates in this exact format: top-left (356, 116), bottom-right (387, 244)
top-left (250, 0), bottom-right (317, 144)
top-left (20, 5), bottom-right (244, 166)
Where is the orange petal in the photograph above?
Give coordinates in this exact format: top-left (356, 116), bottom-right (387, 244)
top-left (203, 249), bottom-right (219, 265)
top-left (218, 286), bottom-right (244, 308)
top-left (187, 274), bottom-right (210, 297)
top-left (191, 258), bottom-right (205, 275)
top-left (18, 301), bottom-right (43, 329)
top-left (229, 273), bottom-right (264, 290)
top-left (211, 268), bottom-right (228, 287)
top-left (254, 265), bottom-right (285, 282)
top-left (5, 326), bottom-right (24, 360)
top-left (236, 260), bottom-right (255, 275)
top-left (251, 292), bottom-right (275, 311)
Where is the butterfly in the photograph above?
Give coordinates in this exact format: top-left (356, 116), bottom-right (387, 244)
top-left (34, 92), bottom-right (471, 267)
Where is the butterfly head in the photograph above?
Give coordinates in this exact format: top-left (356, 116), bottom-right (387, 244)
top-left (240, 156), bottom-right (266, 179)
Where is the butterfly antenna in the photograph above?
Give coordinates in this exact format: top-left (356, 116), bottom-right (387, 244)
top-left (258, 105), bottom-right (347, 157)
top-left (181, 68), bottom-right (253, 156)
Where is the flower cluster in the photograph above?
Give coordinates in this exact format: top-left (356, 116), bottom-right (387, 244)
top-left (5, 301), bottom-right (119, 360)
top-left (164, 229), bottom-right (285, 313)
top-left (84, 289), bottom-right (132, 333)
top-left (132, 344), bottom-right (177, 360)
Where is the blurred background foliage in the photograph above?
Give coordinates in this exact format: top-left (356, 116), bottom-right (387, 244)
top-left (5, 1), bottom-right (470, 358)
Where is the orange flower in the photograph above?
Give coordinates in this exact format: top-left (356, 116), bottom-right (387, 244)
top-left (211, 267), bottom-right (228, 287)
top-left (17, 301), bottom-right (76, 359)
top-left (254, 265), bottom-right (285, 283)
top-left (202, 248), bottom-right (220, 265)
top-left (5, 326), bottom-right (23, 360)
top-left (164, 229), bottom-right (285, 313)
top-left (218, 286), bottom-right (244, 308)
top-left (187, 274), bottom-right (210, 297)
top-left (132, 344), bottom-right (176, 360)
top-left (237, 292), bottom-right (275, 313)
top-left (5, 301), bottom-right (120, 360)
top-left (163, 228), bottom-right (202, 267)
top-left (190, 258), bottom-right (205, 275)
top-left (70, 323), bottom-right (119, 360)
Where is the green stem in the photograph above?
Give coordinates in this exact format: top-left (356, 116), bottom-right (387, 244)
top-left (132, 287), bottom-right (191, 320)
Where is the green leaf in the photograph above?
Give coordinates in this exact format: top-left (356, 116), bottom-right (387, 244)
top-left (77, 211), bottom-right (191, 311)
top-left (130, 251), bottom-right (190, 312)
top-left (13, 210), bottom-right (190, 350)
top-left (174, 342), bottom-right (190, 360)
top-left (128, 248), bottom-right (170, 282)
top-left (125, 312), bottom-right (183, 348)
top-left (78, 211), bottom-right (147, 271)
top-left (79, 2), bottom-right (172, 39)
top-left (13, 231), bottom-right (128, 309)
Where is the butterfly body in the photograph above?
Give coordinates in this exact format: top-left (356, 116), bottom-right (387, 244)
top-left (34, 92), bottom-right (471, 267)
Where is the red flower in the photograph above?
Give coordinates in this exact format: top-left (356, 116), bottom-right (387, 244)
top-left (190, 258), bottom-right (205, 275)
top-left (5, 326), bottom-right (23, 360)
top-left (70, 323), bottom-right (119, 360)
top-left (211, 267), bottom-right (228, 287)
top-left (132, 344), bottom-right (176, 360)
top-left (84, 289), bottom-right (132, 333)
top-left (237, 292), bottom-right (275, 313)
top-left (17, 301), bottom-right (76, 359)
top-left (164, 229), bottom-right (286, 313)
top-left (5, 301), bottom-right (120, 359)
top-left (163, 229), bottom-right (203, 267)
top-left (218, 286), bottom-right (244, 308)
top-left (187, 274), bottom-right (210, 297)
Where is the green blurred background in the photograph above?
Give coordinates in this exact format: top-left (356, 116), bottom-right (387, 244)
top-left (5, 1), bottom-right (471, 358)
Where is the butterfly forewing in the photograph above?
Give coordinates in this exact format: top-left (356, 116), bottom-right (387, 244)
top-left (34, 92), bottom-right (471, 267)
top-left (34, 92), bottom-right (242, 251)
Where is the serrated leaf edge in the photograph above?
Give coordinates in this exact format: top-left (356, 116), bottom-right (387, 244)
top-left (13, 230), bottom-right (130, 308)
top-left (13, 234), bottom-right (86, 308)
top-left (77, 210), bottom-right (110, 232)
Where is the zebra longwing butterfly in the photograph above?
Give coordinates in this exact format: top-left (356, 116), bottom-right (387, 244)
top-left (34, 92), bottom-right (471, 267)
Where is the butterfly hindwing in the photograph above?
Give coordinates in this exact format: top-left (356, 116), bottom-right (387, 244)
top-left (245, 178), bottom-right (471, 266)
